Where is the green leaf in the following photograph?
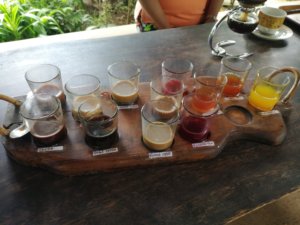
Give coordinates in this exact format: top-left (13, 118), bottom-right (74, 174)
top-left (22, 12), bottom-right (40, 21)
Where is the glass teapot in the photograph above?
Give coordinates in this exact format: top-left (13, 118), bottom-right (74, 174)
top-left (227, 7), bottom-right (258, 34)
top-left (227, 0), bottom-right (268, 34)
top-left (208, 0), bottom-right (267, 57)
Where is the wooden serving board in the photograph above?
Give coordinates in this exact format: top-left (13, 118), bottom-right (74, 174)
top-left (0, 83), bottom-right (287, 176)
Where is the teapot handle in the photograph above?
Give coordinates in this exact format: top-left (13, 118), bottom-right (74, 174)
top-left (269, 67), bottom-right (300, 104)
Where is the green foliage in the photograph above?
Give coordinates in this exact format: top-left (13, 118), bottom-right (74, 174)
top-left (0, 0), bottom-right (136, 43)
top-left (0, 0), bottom-right (93, 42)
top-left (87, 0), bottom-right (136, 29)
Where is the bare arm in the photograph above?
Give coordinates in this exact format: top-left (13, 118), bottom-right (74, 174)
top-left (138, 0), bottom-right (171, 29)
top-left (204, 0), bottom-right (224, 23)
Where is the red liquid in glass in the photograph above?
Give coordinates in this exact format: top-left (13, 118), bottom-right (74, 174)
top-left (178, 116), bottom-right (208, 142)
top-left (162, 79), bottom-right (182, 95)
top-left (223, 74), bottom-right (242, 97)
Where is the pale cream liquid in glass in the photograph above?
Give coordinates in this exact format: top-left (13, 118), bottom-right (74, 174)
top-left (153, 96), bottom-right (177, 119)
top-left (143, 122), bottom-right (173, 151)
top-left (111, 80), bottom-right (138, 104)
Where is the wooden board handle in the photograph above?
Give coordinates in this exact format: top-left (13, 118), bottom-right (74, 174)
top-left (0, 127), bottom-right (9, 136)
top-left (269, 67), bottom-right (300, 104)
top-left (0, 94), bottom-right (22, 107)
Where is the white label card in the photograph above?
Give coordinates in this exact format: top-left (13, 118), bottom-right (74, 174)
top-left (259, 110), bottom-right (280, 116)
top-left (93, 147), bottom-right (118, 156)
top-left (118, 105), bottom-right (139, 110)
top-left (217, 110), bottom-right (224, 115)
top-left (37, 146), bottom-right (64, 153)
top-left (149, 151), bottom-right (173, 159)
top-left (192, 141), bottom-right (215, 148)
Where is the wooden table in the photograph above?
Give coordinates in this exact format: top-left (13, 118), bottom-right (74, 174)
top-left (0, 22), bottom-right (300, 225)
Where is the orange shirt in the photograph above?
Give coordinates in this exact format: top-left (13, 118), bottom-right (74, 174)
top-left (141, 0), bottom-right (208, 27)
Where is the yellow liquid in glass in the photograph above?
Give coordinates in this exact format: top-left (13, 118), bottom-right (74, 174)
top-left (248, 84), bottom-right (279, 111)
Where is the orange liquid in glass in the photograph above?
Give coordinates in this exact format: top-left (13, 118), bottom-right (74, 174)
top-left (192, 88), bottom-right (217, 113)
top-left (223, 74), bottom-right (242, 97)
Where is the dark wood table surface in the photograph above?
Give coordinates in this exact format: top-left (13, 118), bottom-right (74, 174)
top-left (0, 22), bottom-right (300, 225)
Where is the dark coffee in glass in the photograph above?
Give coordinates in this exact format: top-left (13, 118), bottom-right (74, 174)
top-left (84, 115), bottom-right (119, 149)
top-left (78, 96), bottom-right (119, 150)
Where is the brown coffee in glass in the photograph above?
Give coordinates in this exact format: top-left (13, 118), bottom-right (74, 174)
top-left (20, 93), bottom-right (67, 147)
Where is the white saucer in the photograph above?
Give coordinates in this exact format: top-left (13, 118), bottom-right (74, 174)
top-left (252, 25), bottom-right (293, 41)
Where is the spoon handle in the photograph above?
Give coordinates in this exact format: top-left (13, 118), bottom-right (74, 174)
top-left (9, 122), bottom-right (30, 139)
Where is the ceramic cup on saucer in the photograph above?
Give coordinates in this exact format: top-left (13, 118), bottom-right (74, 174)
top-left (258, 7), bottom-right (287, 36)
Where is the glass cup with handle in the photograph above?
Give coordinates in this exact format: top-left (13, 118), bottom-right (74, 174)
top-left (248, 67), bottom-right (290, 111)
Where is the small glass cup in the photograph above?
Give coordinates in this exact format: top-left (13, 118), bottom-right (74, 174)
top-left (78, 96), bottom-right (119, 150)
top-left (178, 97), bottom-right (210, 143)
top-left (107, 61), bottom-right (140, 105)
top-left (141, 100), bottom-right (179, 151)
top-left (20, 93), bottom-right (67, 146)
top-left (25, 64), bottom-right (66, 104)
top-left (150, 77), bottom-right (184, 109)
top-left (65, 74), bottom-right (101, 121)
top-left (248, 67), bottom-right (290, 112)
top-left (192, 75), bottom-right (227, 116)
top-left (162, 57), bottom-right (194, 96)
top-left (219, 56), bottom-right (252, 97)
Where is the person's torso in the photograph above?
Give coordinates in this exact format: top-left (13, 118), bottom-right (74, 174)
top-left (141, 0), bottom-right (208, 27)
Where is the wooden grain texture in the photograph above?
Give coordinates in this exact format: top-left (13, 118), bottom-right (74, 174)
top-left (226, 188), bottom-right (300, 225)
top-left (1, 83), bottom-right (288, 175)
top-left (0, 23), bottom-right (300, 225)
